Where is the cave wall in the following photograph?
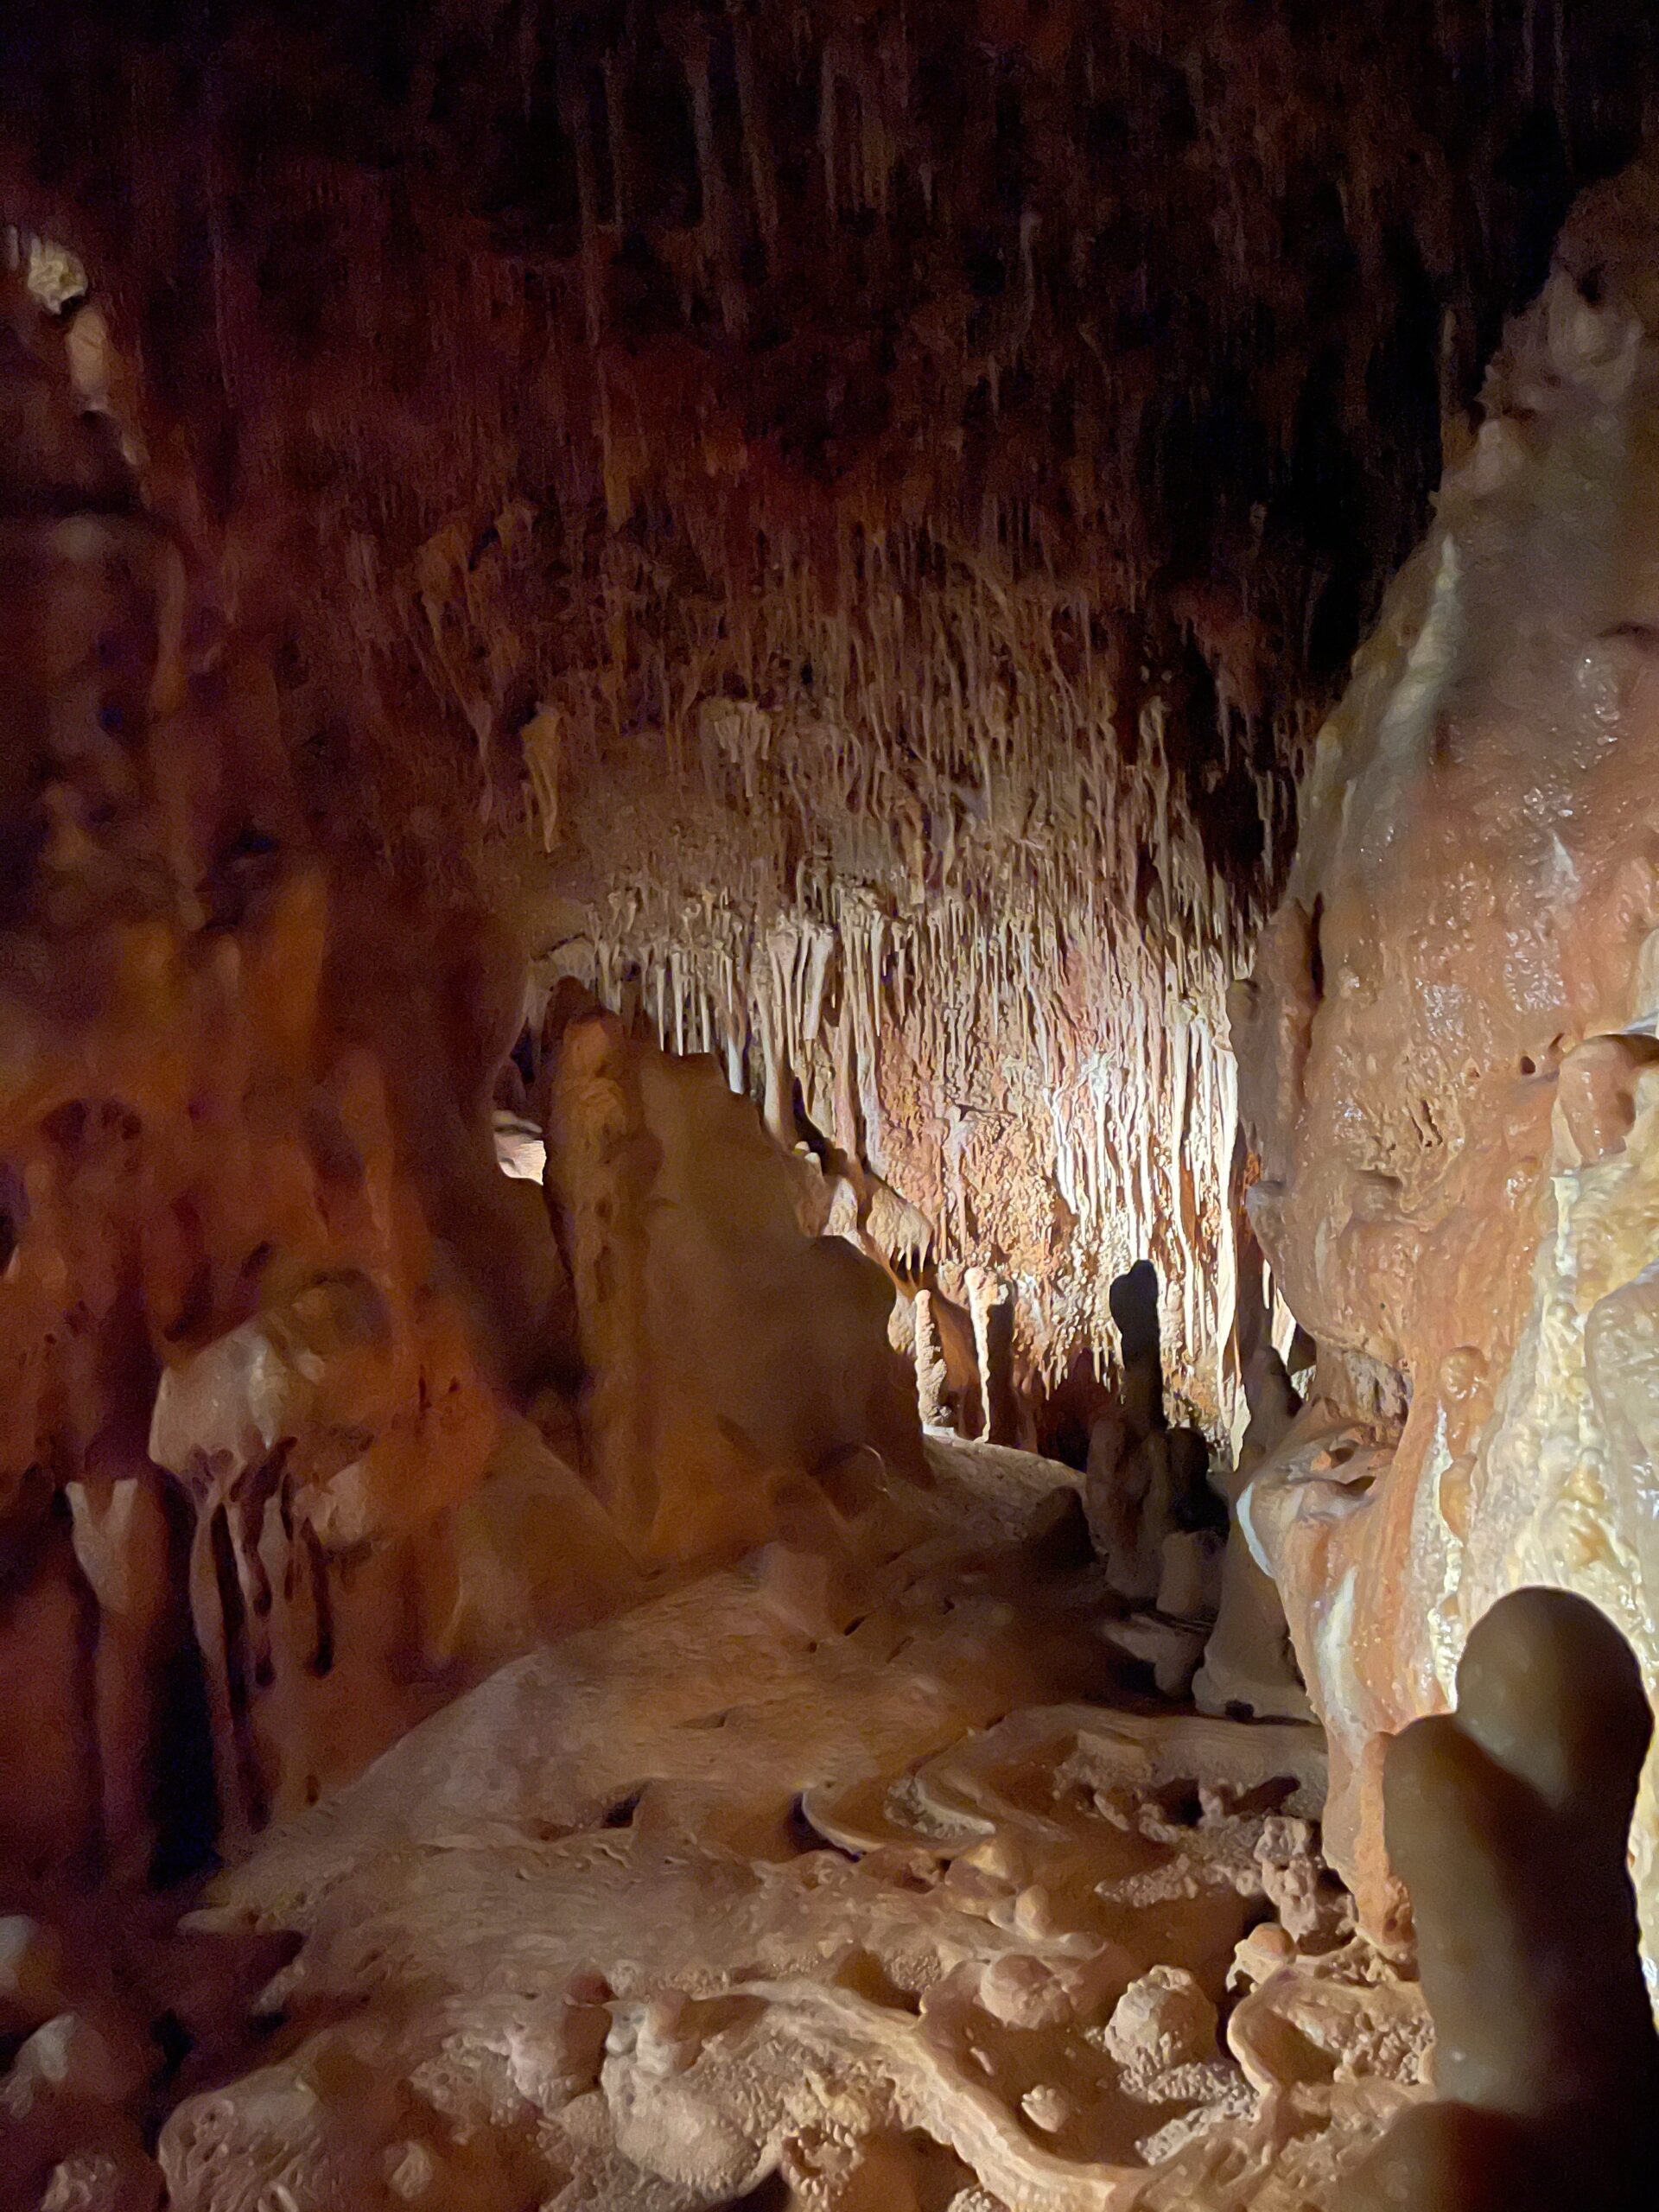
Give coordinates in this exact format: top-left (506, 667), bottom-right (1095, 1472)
top-left (0, 247), bottom-right (587, 1874)
top-left (0, 243), bottom-right (918, 1879)
top-left (1234, 151), bottom-right (1659, 1954)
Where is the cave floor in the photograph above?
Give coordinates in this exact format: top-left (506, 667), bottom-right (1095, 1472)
top-left (28, 1443), bottom-right (1429, 2212)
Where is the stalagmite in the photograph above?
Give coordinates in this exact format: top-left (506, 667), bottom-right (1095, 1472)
top-left (545, 1008), bottom-right (659, 1544)
top-left (913, 1287), bottom-right (949, 1427)
top-left (967, 1266), bottom-right (1017, 1446)
top-left (1193, 1348), bottom-right (1311, 1721)
top-left (544, 1003), bottom-right (923, 1564)
top-left (1341, 1591), bottom-right (1659, 2211)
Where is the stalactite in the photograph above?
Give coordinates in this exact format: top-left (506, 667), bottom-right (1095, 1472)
top-left (64, 1472), bottom-right (171, 1881)
top-left (730, 10), bottom-right (779, 251)
top-left (601, 50), bottom-right (632, 232)
top-left (6, 0), bottom-right (1630, 1446)
top-left (677, 17), bottom-right (747, 340)
top-left (562, 60), bottom-right (620, 527)
top-left (818, 41), bottom-right (840, 221)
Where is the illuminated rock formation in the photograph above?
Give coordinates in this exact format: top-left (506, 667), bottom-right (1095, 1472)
top-left (0, 238), bottom-right (917, 1886)
top-left (1341, 1589), bottom-right (1659, 2211)
top-left (6, 10), bottom-right (1659, 2207)
top-left (543, 998), bottom-right (923, 1564)
top-left (1235, 152), bottom-right (1659, 1946)
top-left (162, 1465), bottom-right (1375, 2212)
top-left (1192, 1347), bottom-right (1311, 1723)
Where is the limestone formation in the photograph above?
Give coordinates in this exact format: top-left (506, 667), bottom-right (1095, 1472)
top-left (1235, 150), bottom-right (1659, 1947)
top-left (544, 999), bottom-right (923, 1566)
top-left (1341, 1589), bottom-right (1659, 2210)
top-left (1193, 1348), bottom-right (1311, 1721)
top-left (158, 1467), bottom-right (1371, 2212)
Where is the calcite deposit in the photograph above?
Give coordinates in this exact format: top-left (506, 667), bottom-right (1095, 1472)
top-left (1234, 152), bottom-right (1659, 1949)
top-left (158, 1454), bottom-right (1397, 2212)
top-left (543, 996), bottom-right (924, 1562)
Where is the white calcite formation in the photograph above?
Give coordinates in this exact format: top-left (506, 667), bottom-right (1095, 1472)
top-left (539, 627), bottom-right (1265, 1442)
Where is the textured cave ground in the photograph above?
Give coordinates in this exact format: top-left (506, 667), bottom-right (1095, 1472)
top-left (7, 1440), bottom-right (1420, 2212)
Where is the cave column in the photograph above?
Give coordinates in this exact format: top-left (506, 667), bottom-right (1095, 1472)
top-left (965, 1267), bottom-right (1016, 1445)
top-left (912, 1289), bottom-right (948, 1427)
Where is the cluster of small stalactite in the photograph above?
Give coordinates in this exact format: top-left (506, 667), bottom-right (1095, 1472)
top-left (537, 550), bottom-right (1266, 1431)
top-left (557, 887), bottom-right (1254, 1434)
top-left (5, 0), bottom-right (1652, 851)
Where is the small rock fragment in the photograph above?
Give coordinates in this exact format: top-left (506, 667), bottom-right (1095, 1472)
top-left (1020, 2082), bottom-right (1072, 2133)
top-left (1103, 1967), bottom-right (1217, 2074)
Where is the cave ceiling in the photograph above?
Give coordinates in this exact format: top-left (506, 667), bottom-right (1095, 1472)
top-left (4, 0), bottom-right (1656, 1421)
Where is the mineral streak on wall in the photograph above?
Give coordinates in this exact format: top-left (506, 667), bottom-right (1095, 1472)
top-left (6, 3), bottom-right (1652, 1439)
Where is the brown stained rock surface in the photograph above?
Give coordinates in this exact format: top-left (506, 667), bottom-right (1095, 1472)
top-left (1235, 153), bottom-right (1659, 1943)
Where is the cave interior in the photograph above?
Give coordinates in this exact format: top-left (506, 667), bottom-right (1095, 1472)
top-left (4, 3), bottom-right (1659, 2208)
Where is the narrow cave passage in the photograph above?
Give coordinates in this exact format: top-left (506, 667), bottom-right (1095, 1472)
top-left (3, 6), bottom-right (1659, 2209)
